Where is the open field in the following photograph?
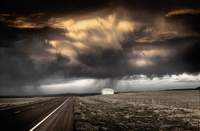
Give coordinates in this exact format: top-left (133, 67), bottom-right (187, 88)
top-left (74, 90), bottom-right (200, 131)
top-left (0, 97), bottom-right (57, 110)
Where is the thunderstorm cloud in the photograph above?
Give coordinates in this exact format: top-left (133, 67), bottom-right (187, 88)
top-left (0, 0), bottom-right (200, 95)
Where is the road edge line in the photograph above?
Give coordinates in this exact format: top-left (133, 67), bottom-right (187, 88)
top-left (29, 98), bottom-right (70, 131)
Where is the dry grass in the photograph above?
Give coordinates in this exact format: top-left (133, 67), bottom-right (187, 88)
top-left (74, 90), bottom-right (200, 131)
top-left (0, 97), bottom-right (56, 110)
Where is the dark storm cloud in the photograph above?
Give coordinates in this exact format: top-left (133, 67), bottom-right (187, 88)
top-left (166, 10), bottom-right (200, 33)
top-left (71, 36), bottom-right (200, 78)
top-left (0, 0), bottom-right (200, 93)
top-left (0, 0), bottom-right (111, 15)
top-left (0, 38), bottom-right (66, 88)
top-left (139, 37), bottom-right (200, 75)
top-left (0, 22), bottom-right (66, 47)
top-left (0, 24), bottom-right (70, 89)
top-left (0, 0), bottom-right (200, 13)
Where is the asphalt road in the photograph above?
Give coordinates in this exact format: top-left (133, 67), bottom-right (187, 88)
top-left (0, 97), bottom-right (74, 131)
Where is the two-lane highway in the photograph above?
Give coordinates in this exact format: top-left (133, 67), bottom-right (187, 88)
top-left (0, 97), bottom-right (74, 131)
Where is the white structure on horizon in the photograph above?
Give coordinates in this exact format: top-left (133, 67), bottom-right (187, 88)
top-left (101, 88), bottom-right (114, 95)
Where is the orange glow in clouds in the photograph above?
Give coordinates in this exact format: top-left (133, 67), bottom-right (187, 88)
top-left (47, 13), bottom-right (135, 64)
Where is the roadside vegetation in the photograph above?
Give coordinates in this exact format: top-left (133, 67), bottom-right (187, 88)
top-left (74, 91), bottom-right (200, 131)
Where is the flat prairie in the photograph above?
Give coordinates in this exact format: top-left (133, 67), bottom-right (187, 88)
top-left (74, 90), bottom-right (200, 131)
top-left (0, 97), bottom-right (57, 110)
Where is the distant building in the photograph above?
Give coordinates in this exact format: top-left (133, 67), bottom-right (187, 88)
top-left (101, 88), bottom-right (114, 95)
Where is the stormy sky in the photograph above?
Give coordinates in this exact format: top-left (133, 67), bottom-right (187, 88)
top-left (0, 0), bottom-right (200, 95)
